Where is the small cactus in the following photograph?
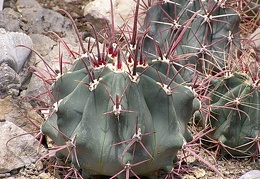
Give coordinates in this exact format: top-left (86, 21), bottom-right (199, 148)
top-left (207, 72), bottom-right (260, 157)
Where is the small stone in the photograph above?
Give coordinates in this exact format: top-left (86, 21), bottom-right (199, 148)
top-left (35, 161), bottom-right (44, 171)
top-left (239, 170), bottom-right (260, 179)
top-left (183, 174), bottom-right (196, 179)
top-left (0, 173), bottom-right (11, 178)
top-left (11, 177), bottom-right (27, 179)
top-left (39, 172), bottom-right (50, 179)
top-left (186, 155), bottom-right (196, 163)
top-left (10, 169), bottom-right (19, 175)
top-left (6, 177), bottom-right (15, 179)
top-left (193, 168), bottom-right (206, 178)
top-left (207, 177), bottom-right (223, 179)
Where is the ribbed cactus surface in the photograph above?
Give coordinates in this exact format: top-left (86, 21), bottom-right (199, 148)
top-left (39, 0), bottom-right (260, 177)
top-left (143, 0), bottom-right (240, 81)
top-left (208, 73), bottom-right (260, 156)
top-left (42, 54), bottom-right (199, 176)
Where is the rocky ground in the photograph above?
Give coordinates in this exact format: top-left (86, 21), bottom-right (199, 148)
top-left (0, 0), bottom-right (259, 178)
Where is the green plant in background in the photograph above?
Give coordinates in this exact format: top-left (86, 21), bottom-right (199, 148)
top-left (142, 0), bottom-right (241, 81)
top-left (33, 0), bottom-right (260, 178)
top-left (141, 0), bottom-right (259, 160)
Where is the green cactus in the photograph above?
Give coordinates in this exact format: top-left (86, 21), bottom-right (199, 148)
top-left (207, 72), bottom-right (260, 156)
top-left (141, 0), bottom-right (260, 159)
top-left (142, 0), bottom-right (240, 81)
top-left (42, 54), bottom-right (199, 176)
top-left (38, 0), bottom-right (260, 177)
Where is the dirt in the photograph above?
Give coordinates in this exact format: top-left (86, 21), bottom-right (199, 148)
top-left (10, 0), bottom-right (260, 178)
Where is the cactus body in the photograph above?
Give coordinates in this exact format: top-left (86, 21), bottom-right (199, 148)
top-left (39, 0), bottom-right (260, 177)
top-left (143, 0), bottom-right (240, 81)
top-left (42, 55), bottom-right (199, 176)
top-left (209, 73), bottom-right (260, 156)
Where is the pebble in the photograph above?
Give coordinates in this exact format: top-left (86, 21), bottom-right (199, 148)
top-left (35, 161), bottom-right (44, 171)
top-left (39, 172), bottom-right (50, 179)
top-left (0, 173), bottom-right (11, 178)
top-left (193, 168), bottom-right (206, 178)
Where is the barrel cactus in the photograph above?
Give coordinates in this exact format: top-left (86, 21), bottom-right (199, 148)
top-left (142, 0), bottom-right (260, 159)
top-left (42, 55), bottom-right (199, 176)
top-left (142, 0), bottom-right (240, 81)
top-left (41, 0), bottom-right (199, 177)
top-left (38, 0), bottom-right (259, 178)
top-left (206, 71), bottom-right (260, 157)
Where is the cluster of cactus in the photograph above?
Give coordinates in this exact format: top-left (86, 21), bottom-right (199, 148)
top-left (39, 0), bottom-right (259, 178)
top-left (142, 0), bottom-right (260, 159)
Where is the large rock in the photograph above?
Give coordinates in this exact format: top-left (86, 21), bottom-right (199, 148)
top-left (0, 121), bottom-right (46, 174)
top-left (23, 33), bottom-right (80, 104)
top-left (16, 0), bottom-right (74, 36)
top-left (0, 8), bottom-right (22, 32)
top-left (0, 96), bottom-right (46, 175)
top-left (249, 27), bottom-right (260, 50)
top-left (0, 96), bottom-right (44, 133)
top-left (83, 0), bottom-right (149, 33)
top-left (250, 27), bottom-right (260, 64)
top-left (0, 28), bottom-right (33, 96)
top-left (1, 0), bottom-right (75, 37)
top-left (0, 28), bottom-right (33, 73)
